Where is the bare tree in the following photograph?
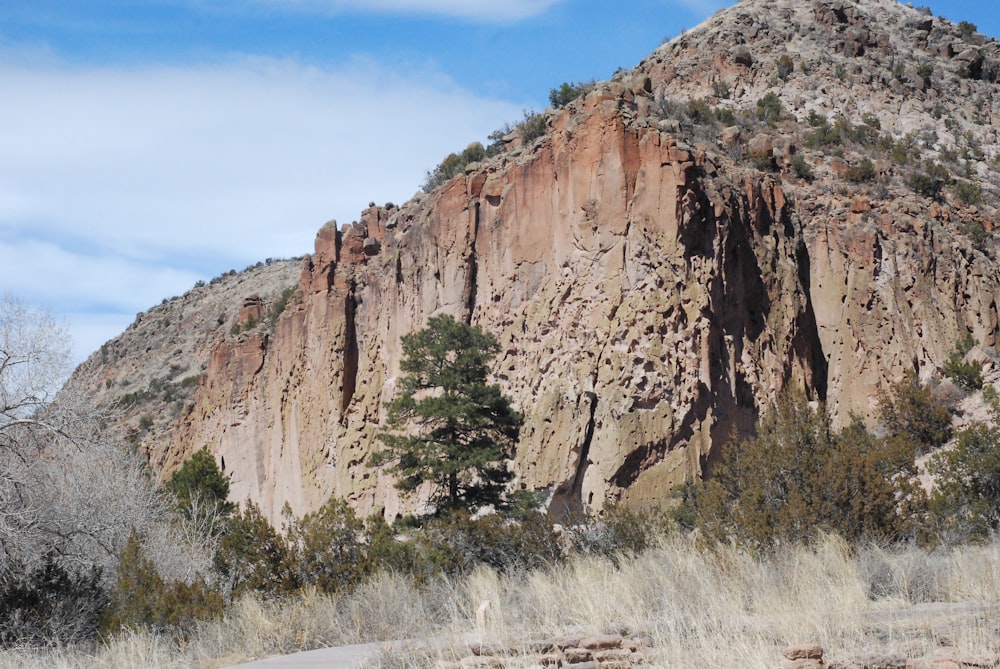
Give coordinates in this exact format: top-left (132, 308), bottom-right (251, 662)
top-left (0, 295), bottom-right (214, 645)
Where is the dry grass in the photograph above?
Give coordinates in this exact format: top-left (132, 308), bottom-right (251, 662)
top-left (3, 534), bottom-right (1000, 668)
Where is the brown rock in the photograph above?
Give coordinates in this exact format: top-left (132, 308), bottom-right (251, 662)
top-left (733, 44), bottom-right (754, 66)
top-left (565, 648), bottom-right (594, 663)
top-left (580, 634), bottom-right (623, 650)
top-left (783, 661), bottom-right (824, 669)
top-left (785, 645), bottom-right (825, 661)
top-left (851, 196), bottom-right (871, 214)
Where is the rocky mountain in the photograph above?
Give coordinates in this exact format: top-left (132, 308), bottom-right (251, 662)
top-left (61, 0), bottom-right (1000, 524)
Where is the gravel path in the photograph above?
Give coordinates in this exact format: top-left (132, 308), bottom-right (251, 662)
top-left (225, 640), bottom-right (399, 669)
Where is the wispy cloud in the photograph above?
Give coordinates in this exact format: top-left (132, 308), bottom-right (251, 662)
top-left (253, 0), bottom-right (565, 21)
top-left (0, 54), bottom-right (523, 361)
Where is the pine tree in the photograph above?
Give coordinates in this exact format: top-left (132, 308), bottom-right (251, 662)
top-left (166, 447), bottom-right (235, 531)
top-left (374, 315), bottom-right (522, 514)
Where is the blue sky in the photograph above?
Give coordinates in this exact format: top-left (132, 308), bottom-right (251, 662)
top-left (0, 0), bottom-right (995, 363)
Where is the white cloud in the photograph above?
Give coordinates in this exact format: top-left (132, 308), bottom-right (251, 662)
top-left (256, 0), bottom-right (564, 21)
top-left (0, 55), bottom-right (523, 362)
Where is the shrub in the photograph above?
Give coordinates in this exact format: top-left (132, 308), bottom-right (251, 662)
top-left (711, 79), bottom-right (731, 99)
top-left (907, 161), bottom-right (950, 199)
top-left (916, 63), bottom-right (934, 81)
top-left (953, 180), bottom-right (982, 205)
top-left (400, 510), bottom-right (562, 578)
top-left (516, 110), bottom-right (547, 144)
top-left (565, 504), bottom-right (671, 563)
top-left (102, 533), bottom-right (222, 638)
top-left (214, 501), bottom-right (296, 598)
top-left (750, 150), bottom-right (778, 172)
top-left (776, 54), bottom-right (795, 79)
top-left (791, 154), bottom-right (815, 181)
top-left (286, 499), bottom-right (371, 595)
top-left (845, 157), bottom-right (876, 182)
top-left (423, 142), bottom-right (487, 192)
top-left (755, 92), bottom-right (783, 126)
top-left (682, 393), bottom-right (925, 550)
top-left (944, 333), bottom-right (983, 391)
top-left (166, 447), bottom-right (235, 530)
top-left (958, 20), bottom-right (977, 38)
top-left (961, 220), bottom-right (991, 253)
top-left (878, 370), bottom-right (953, 455)
top-left (929, 421), bottom-right (1000, 541)
top-left (548, 81), bottom-right (591, 108)
top-left (0, 554), bottom-right (107, 647)
top-left (267, 286), bottom-right (296, 326)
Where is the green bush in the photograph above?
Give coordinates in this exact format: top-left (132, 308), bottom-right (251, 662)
top-left (0, 554), bottom-right (106, 647)
top-left (102, 533), bottom-right (222, 638)
top-left (711, 79), bottom-right (731, 99)
top-left (214, 501), bottom-right (296, 597)
top-left (681, 393), bottom-right (925, 551)
top-left (929, 421), bottom-right (1000, 541)
top-left (907, 161), bottom-right (950, 199)
top-left (548, 81), bottom-right (591, 108)
top-left (776, 54), bottom-right (794, 80)
top-left (166, 447), bottom-right (235, 530)
top-left (878, 370), bottom-right (953, 455)
top-left (845, 157), bottom-right (876, 182)
top-left (944, 334), bottom-right (983, 391)
top-left (961, 220), bottom-right (991, 253)
top-left (268, 286), bottom-right (296, 326)
top-left (750, 150), bottom-right (778, 172)
top-left (791, 154), bottom-right (815, 181)
top-left (423, 142), bottom-right (487, 192)
top-left (566, 504), bottom-right (671, 563)
top-left (953, 180), bottom-right (982, 205)
top-left (286, 498), bottom-right (371, 594)
top-left (516, 110), bottom-right (548, 144)
top-left (958, 20), bottom-right (977, 38)
top-left (755, 92), bottom-right (783, 126)
top-left (399, 510), bottom-right (562, 578)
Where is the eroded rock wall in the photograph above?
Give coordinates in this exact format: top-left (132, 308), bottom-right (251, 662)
top-left (173, 87), bottom-right (827, 522)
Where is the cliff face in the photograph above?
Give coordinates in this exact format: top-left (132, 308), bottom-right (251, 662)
top-left (173, 90), bottom-right (828, 521)
top-left (64, 0), bottom-right (1000, 523)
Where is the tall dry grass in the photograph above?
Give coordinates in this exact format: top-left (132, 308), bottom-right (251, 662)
top-left (2, 534), bottom-right (999, 669)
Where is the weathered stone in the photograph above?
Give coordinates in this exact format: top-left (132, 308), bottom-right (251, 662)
top-left (580, 634), bottom-right (623, 650)
top-left (783, 660), bottom-right (823, 669)
top-left (721, 125), bottom-right (742, 146)
top-left (565, 648), bottom-right (594, 663)
top-left (733, 45), bottom-right (754, 65)
top-left (785, 644), bottom-right (824, 661)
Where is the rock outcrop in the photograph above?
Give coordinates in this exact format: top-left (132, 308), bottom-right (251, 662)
top-left (61, 0), bottom-right (1000, 523)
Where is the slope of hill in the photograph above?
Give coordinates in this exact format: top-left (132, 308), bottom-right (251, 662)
top-left (62, 0), bottom-right (1000, 524)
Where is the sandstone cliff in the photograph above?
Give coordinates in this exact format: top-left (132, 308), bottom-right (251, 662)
top-left (63, 0), bottom-right (1000, 523)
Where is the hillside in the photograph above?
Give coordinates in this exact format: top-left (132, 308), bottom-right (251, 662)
top-left (62, 0), bottom-right (1000, 524)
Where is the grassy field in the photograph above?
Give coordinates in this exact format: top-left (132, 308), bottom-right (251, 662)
top-left (2, 533), bottom-right (999, 668)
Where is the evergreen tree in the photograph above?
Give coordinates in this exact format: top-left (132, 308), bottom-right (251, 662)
top-left (374, 315), bottom-right (522, 514)
top-left (166, 447), bottom-right (235, 530)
